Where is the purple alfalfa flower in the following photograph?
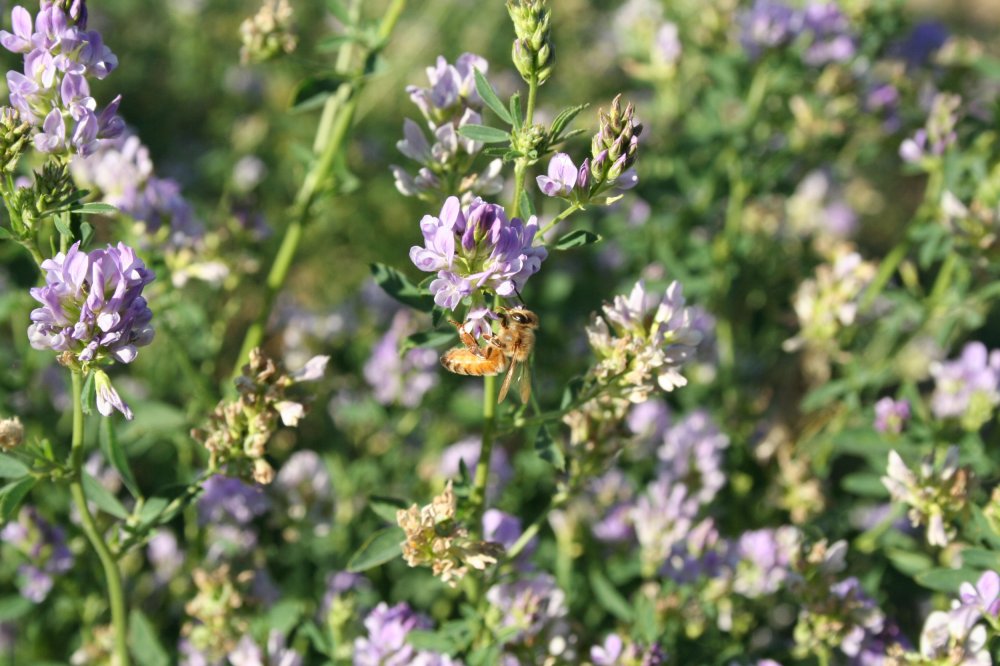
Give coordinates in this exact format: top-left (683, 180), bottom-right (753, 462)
top-left (536, 152), bottom-right (578, 197)
top-left (147, 529), bottom-right (183, 584)
top-left (826, 577), bottom-right (886, 659)
top-left (894, 21), bottom-right (949, 67)
top-left (587, 469), bottom-right (636, 544)
top-left (272, 450), bottom-right (334, 536)
top-left (662, 517), bottom-right (731, 584)
top-left (319, 571), bottom-right (371, 621)
top-left (353, 602), bottom-right (436, 666)
top-left (439, 436), bottom-right (512, 500)
top-left (959, 570), bottom-right (1000, 619)
top-left (198, 475), bottom-right (270, 526)
top-left (485, 574), bottom-right (569, 648)
top-left (929, 342), bottom-right (1000, 427)
top-left (591, 633), bottom-right (666, 666)
top-left (626, 398), bottom-right (671, 454)
top-left (899, 93), bottom-right (961, 165)
top-left (228, 631), bottom-right (303, 666)
top-left (1, 506), bottom-right (74, 603)
top-left (1, 1), bottom-right (122, 156)
top-left (656, 409), bottom-right (730, 506)
top-left (873, 397), bottom-right (910, 435)
top-left (631, 473), bottom-right (700, 573)
top-left (484, 509), bottom-right (536, 564)
top-left (731, 526), bottom-right (800, 598)
top-left (27, 241), bottom-right (155, 363)
top-left (407, 53), bottom-right (486, 125)
top-left (800, 2), bottom-right (856, 66)
top-left (410, 196), bottom-right (547, 311)
top-left (363, 309), bottom-right (439, 408)
top-left (737, 0), bottom-right (801, 58)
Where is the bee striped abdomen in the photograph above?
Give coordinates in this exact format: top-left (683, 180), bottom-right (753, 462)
top-left (440, 346), bottom-right (507, 376)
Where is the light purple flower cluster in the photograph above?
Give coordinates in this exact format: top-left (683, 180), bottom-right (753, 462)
top-left (929, 341), bottom-right (1000, 428)
top-left (228, 631), bottom-right (302, 666)
top-left (1, 0), bottom-right (123, 155)
top-left (1, 506), bottom-right (74, 602)
top-left (353, 602), bottom-right (457, 666)
top-left (899, 93), bottom-right (960, 165)
top-left (873, 397), bottom-right (910, 434)
top-left (409, 196), bottom-right (547, 310)
top-left (656, 409), bottom-right (729, 506)
top-left (392, 53), bottom-right (503, 202)
top-left (485, 574), bottom-right (572, 661)
top-left (27, 241), bottom-right (154, 382)
top-left (363, 310), bottom-right (439, 407)
top-left (631, 474), bottom-right (700, 573)
top-left (199, 475), bottom-right (271, 527)
top-left (272, 450), bottom-right (333, 535)
top-left (730, 527), bottom-right (800, 598)
top-left (536, 151), bottom-right (638, 201)
top-left (70, 132), bottom-right (203, 245)
top-left (439, 436), bottom-right (512, 499)
top-left (591, 633), bottom-right (665, 666)
top-left (738, 0), bottom-right (855, 66)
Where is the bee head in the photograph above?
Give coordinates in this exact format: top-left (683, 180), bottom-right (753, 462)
top-left (500, 307), bottom-right (539, 329)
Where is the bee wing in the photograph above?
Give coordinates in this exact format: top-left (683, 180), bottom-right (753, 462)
top-left (518, 361), bottom-right (532, 404)
top-left (497, 359), bottom-right (519, 404)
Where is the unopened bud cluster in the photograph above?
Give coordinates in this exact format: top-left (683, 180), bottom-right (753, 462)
top-left (507, 0), bottom-right (554, 84)
top-left (14, 161), bottom-right (76, 227)
top-left (239, 0), bottom-right (297, 65)
top-left (192, 348), bottom-right (327, 484)
top-left (0, 107), bottom-right (29, 173)
top-left (590, 94), bottom-right (642, 184)
top-left (182, 565), bottom-right (255, 662)
top-left (397, 481), bottom-right (504, 587)
top-left (881, 447), bottom-right (969, 548)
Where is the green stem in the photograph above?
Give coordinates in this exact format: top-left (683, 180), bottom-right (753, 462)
top-left (538, 202), bottom-right (581, 238)
top-left (469, 363), bottom-right (499, 533)
top-left (231, 0), bottom-right (407, 379)
top-left (505, 486), bottom-right (569, 561)
top-left (67, 372), bottom-right (130, 665)
top-left (509, 70), bottom-right (539, 219)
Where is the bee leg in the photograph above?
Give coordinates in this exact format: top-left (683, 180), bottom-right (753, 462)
top-left (448, 319), bottom-right (489, 358)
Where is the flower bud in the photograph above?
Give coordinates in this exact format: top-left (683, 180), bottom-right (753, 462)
top-left (0, 107), bottom-right (29, 173)
top-left (239, 0), bottom-right (297, 65)
top-left (506, 0), bottom-right (555, 84)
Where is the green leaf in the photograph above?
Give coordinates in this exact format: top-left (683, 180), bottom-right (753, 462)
top-left (408, 619), bottom-right (475, 653)
top-left (840, 472), bottom-right (889, 498)
top-left (467, 643), bottom-right (500, 666)
top-left (0, 454), bottom-right (28, 479)
top-left (74, 202), bottom-right (118, 215)
top-left (509, 93), bottom-right (522, 130)
top-left (886, 547), bottom-right (933, 578)
top-left (100, 418), bottom-right (140, 499)
top-left (129, 610), bottom-right (169, 666)
top-left (474, 69), bottom-right (512, 124)
top-left (267, 599), bottom-right (305, 635)
top-left (589, 566), bottom-right (634, 622)
top-left (518, 190), bottom-right (535, 219)
top-left (400, 329), bottom-right (455, 354)
top-left (82, 471), bottom-right (129, 520)
top-left (135, 496), bottom-right (171, 531)
top-left (0, 476), bottom-right (35, 522)
top-left (534, 425), bottom-right (565, 471)
top-left (370, 263), bottom-right (434, 312)
top-left (915, 567), bottom-right (978, 593)
top-left (79, 221), bottom-right (95, 247)
top-left (0, 226), bottom-right (12, 240)
top-left (0, 596), bottom-right (32, 621)
top-left (290, 75), bottom-right (350, 113)
top-left (324, 0), bottom-right (352, 25)
top-left (959, 548), bottom-right (1000, 571)
top-left (297, 620), bottom-right (331, 656)
top-left (346, 526), bottom-right (403, 572)
top-left (368, 495), bottom-right (408, 523)
top-left (553, 229), bottom-right (602, 251)
top-left (53, 215), bottom-right (72, 238)
top-left (457, 124), bottom-right (510, 144)
top-left (549, 103), bottom-right (587, 141)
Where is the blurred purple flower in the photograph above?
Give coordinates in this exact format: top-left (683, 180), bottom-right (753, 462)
top-left (229, 631), bottom-right (302, 666)
top-left (198, 475), bottom-right (270, 526)
top-left (439, 436), bottom-right (512, 500)
top-left (320, 571), bottom-right (370, 620)
top-left (657, 409), bottom-right (729, 506)
top-left (627, 399), bottom-right (671, 451)
top-left (591, 633), bottom-right (665, 666)
top-left (631, 474), bottom-right (700, 572)
top-left (930, 341), bottom-right (1000, 426)
top-left (484, 509), bottom-right (535, 566)
top-left (147, 529), bottom-right (183, 584)
top-left (485, 574), bottom-right (568, 646)
top-left (732, 526), bottom-right (800, 598)
top-left (364, 310), bottom-right (439, 407)
top-left (738, 0), bottom-right (801, 58)
top-left (1, 506), bottom-right (74, 602)
top-left (801, 2), bottom-right (855, 65)
top-left (873, 397), bottom-right (910, 434)
top-left (895, 21), bottom-right (949, 66)
top-left (28, 241), bottom-right (155, 366)
top-left (959, 570), bottom-right (1000, 619)
top-left (354, 602), bottom-right (452, 666)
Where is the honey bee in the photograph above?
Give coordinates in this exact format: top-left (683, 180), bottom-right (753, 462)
top-left (440, 307), bottom-right (539, 404)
